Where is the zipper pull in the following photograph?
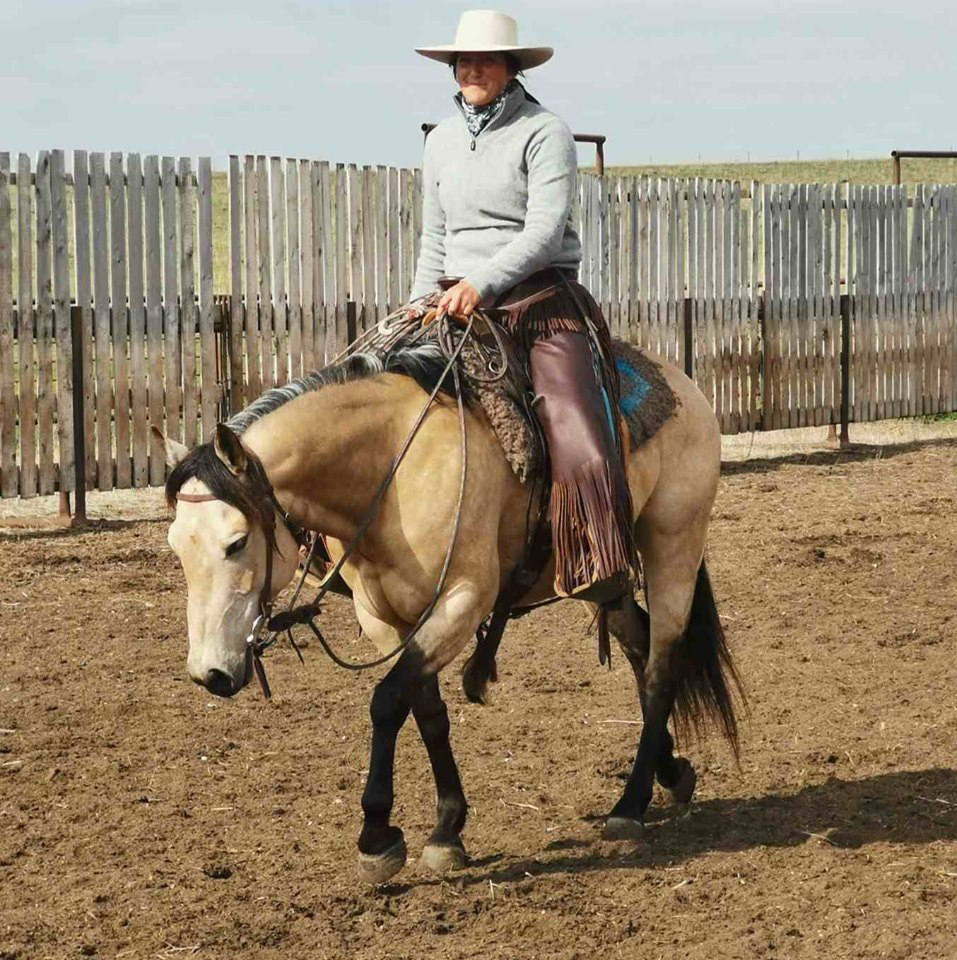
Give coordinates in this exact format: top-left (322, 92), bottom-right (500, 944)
top-left (470, 139), bottom-right (476, 152)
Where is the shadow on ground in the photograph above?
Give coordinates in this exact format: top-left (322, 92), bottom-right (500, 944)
top-left (444, 767), bottom-right (957, 888)
top-left (722, 436), bottom-right (957, 475)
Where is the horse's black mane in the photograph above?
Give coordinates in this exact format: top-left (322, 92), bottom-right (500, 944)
top-left (226, 341), bottom-right (468, 437)
top-left (165, 339), bottom-right (468, 511)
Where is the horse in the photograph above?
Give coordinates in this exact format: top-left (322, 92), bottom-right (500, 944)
top-left (160, 337), bottom-right (743, 884)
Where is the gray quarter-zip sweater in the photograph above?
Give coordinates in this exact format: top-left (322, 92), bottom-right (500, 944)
top-left (410, 83), bottom-right (582, 301)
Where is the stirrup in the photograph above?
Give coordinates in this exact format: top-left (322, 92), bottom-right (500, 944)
top-left (567, 571), bottom-right (631, 606)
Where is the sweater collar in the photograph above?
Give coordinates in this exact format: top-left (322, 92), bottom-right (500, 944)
top-left (454, 80), bottom-right (527, 138)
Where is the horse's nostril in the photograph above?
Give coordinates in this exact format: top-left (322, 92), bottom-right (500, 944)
top-left (205, 668), bottom-right (235, 698)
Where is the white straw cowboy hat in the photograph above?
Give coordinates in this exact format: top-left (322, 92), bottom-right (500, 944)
top-left (415, 10), bottom-right (553, 71)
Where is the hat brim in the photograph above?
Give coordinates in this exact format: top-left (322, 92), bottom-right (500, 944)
top-left (415, 45), bottom-right (553, 70)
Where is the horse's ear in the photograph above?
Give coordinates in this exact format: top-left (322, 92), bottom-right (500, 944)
top-left (213, 423), bottom-right (248, 475)
top-left (152, 426), bottom-right (189, 467)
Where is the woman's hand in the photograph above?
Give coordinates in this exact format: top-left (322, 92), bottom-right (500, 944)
top-left (438, 280), bottom-right (481, 318)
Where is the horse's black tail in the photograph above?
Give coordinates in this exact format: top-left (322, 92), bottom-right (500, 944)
top-left (671, 562), bottom-right (746, 758)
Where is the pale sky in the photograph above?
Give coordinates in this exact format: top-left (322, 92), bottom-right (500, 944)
top-left (4, 0), bottom-right (956, 169)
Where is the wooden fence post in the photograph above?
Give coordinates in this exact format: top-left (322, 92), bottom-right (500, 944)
top-left (70, 304), bottom-right (87, 523)
top-left (840, 293), bottom-right (851, 445)
top-left (682, 296), bottom-right (693, 378)
top-left (760, 293), bottom-right (772, 431)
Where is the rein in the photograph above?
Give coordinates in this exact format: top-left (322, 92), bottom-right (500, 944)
top-left (178, 309), bottom-right (492, 699)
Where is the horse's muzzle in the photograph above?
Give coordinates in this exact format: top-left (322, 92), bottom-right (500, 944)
top-left (202, 668), bottom-right (240, 698)
top-left (192, 652), bottom-right (251, 698)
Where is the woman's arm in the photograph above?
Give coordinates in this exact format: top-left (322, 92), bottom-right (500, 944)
top-left (463, 118), bottom-right (577, 300)
top-left (410, 135), bottom-right (446, 300)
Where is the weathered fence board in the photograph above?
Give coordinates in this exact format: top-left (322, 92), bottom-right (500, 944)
top-left (144, 155), bottom-right (164, 485)
top-left (161, 156), bottom-right (181, 444)
top-left (0, 154), bottom-right (14, 497)
top-left (256, 156), bottom-right (274, 390)
top-left (51, 150), bottom-right (74, 492)
top-left (72, 150), bottom-right (96, 487)
top-left (92, 152), bottom-right (113, 487)
top-left (198, 158), bottom-right (216, 440)
top-left (111, 152), bottom-right (131, 488)
top-left (242, 154), bottom-right (261, 402)
top-left (181, 157), bottom-right (198, 445)
top-left (35, 151), bottom-right (55, 495)
top-left (17, 154), bottom-right (37, 497)
top-left (270, 157), bottom-right (288, 386)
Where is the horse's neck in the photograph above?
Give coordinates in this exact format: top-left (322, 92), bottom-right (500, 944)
top-left (240, 380), bottom-right (402, 541)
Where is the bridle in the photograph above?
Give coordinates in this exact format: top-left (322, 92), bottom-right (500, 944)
top-left (175, 483), bottom-right (305, 698)
top-left (176, 309), bottom-right (505, 699)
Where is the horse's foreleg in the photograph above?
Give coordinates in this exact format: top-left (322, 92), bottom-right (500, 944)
top-left (412, 675), bottom-right (469, 873)
top-left (357, 655), bottom-right (416, 884)
top-left (356, 580), bottom-right (489, 883)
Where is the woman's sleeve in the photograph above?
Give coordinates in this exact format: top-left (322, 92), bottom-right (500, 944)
top-left (410, 135), bottom-right (446, 300)
top-left (464, 119), bottom-right (576, 300)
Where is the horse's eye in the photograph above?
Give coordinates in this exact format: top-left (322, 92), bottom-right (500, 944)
top-left (225, 535), bottom-right (249, 558)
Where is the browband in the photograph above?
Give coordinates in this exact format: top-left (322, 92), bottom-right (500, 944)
top-left (176, 493), bottom-right (219, 503)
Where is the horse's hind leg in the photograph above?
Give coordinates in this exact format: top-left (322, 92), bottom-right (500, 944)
top-left (412, 675), bottom-right (469, 873)
top-left (602, 529), bottom-right (703, 839)
top-left (605, 595), bottom-right (696, 805)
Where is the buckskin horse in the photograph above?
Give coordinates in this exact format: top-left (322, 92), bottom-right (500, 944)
top-left (160, 322), bottom-right (743, 884)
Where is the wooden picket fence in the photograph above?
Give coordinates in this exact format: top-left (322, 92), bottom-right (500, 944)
top-left (581, 176), bottom-right (957, 433)
top-left (223, 157), bottom-right (423, 412)
top-left (1, 149), bottom-right (957, 501)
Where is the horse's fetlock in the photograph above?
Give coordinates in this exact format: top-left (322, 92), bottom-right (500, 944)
top-left (358, 823), bottom-right (403, 857)
top-left (436, 794), bottom-right (468, 833)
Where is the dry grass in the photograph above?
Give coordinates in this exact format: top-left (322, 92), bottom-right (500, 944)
top-left (605, 156), bottom-right (957, 186)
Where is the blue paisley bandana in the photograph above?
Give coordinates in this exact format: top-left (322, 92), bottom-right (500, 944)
top-left (459, 79), bottom-right (519, 139)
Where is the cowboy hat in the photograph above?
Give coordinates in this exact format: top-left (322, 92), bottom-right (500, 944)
top-left (415, 10), bottom-right (553, 71)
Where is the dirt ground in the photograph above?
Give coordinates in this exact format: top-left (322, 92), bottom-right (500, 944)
top-left (1, 431), bottom-right (956, 960)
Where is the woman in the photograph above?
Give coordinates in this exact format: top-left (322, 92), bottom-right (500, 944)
top-left (412, 10), bottom-right (635, 603)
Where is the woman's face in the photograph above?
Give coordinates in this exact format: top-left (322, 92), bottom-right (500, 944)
top-left (455, 53), bottom-right (514, 107)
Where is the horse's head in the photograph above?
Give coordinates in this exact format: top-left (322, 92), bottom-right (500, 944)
top-left (160, 424), bottom-right (301, 697)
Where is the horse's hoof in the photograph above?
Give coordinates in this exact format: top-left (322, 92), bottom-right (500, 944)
top-left (420, 840), bottom-right (467, 875)
top-left (666, 760), bottom-right (697, 806)
top-left (602, 816), bottom-right (645, 841)
top-left (357, 835), bottom-right (407, 885)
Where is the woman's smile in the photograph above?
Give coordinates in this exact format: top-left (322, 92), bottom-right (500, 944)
top-left (455, 52), bottom-right (512, 106)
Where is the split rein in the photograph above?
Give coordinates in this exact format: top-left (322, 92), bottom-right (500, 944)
top-left (178, 309), bottom-right (505, 699)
